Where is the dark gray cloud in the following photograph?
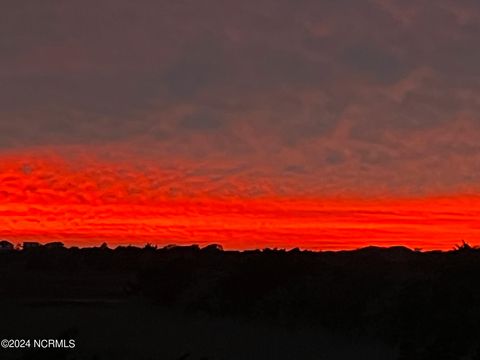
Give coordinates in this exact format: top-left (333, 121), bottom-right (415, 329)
top-left (340, 45), bottom-right (407, 83)
top-left (179, 110), bottom-right (223, 131)
top-left (2, 0), bottom-right (480, 193)
top-left (325, 150), bottom-right (345, 165)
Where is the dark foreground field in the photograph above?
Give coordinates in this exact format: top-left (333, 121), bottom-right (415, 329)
top-left (1, 243), bottom-right (480, 359)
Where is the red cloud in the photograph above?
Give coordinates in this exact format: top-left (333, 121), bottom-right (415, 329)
top-left (1, 149), bottom-right (480, 250)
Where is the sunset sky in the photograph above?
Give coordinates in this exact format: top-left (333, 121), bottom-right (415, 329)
top-left (2, 0), bottom-right (480, 249)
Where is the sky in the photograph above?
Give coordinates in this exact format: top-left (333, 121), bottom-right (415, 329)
top-left (1, 0), bottom-right (480, 249)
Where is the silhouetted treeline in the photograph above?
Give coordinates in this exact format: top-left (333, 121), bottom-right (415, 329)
top-left (2, 243), bottom-right (480, 359)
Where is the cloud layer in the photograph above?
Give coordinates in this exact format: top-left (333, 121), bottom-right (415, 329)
top-left (2, 1), bottom-right (480, 247)
top-left (2, 1), bottom-right (480, 195)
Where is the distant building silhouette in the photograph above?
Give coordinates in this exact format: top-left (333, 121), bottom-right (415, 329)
top-left (44, 242), bottom-right (65, 249)
top-left (23, 241), bottom-right (41, 250)
top-left (0, 240), bottom-right (14, 251)
top-left (202, 244), bottom-right (223, 252)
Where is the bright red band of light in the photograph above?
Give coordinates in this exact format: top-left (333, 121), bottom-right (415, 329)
top-left (1, 151), bottom-right (479, 250)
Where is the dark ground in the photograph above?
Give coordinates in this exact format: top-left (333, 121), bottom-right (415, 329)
top-left (1, 243), bottom-right (480, 359)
